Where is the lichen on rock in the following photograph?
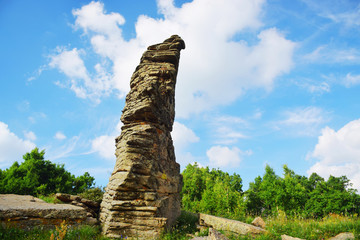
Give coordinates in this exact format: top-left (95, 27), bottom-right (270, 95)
top-left (99, 35), bottom-right (185, 239)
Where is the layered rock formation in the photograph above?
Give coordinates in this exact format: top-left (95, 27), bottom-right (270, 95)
top-left (100, 35), bottom-right (185, 239)
top-left (0, 194), bottom-right (95, 229)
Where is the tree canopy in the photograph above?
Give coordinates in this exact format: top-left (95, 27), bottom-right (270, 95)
top-left (0, 148), bottom-right (94, 195)
top-left (181, 163), bottom-right (360, 219)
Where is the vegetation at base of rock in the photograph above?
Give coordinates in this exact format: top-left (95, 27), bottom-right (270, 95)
top-left (79, 186), bottom-right (104, 203)
top-left (181, 163), bottom-right (360, 219)
top-left (0, 148), bottom-right (95, 196)
top-left (0, 224), bottom-right (108, 240)
top-left (160, 211), bottom-right (199, 239)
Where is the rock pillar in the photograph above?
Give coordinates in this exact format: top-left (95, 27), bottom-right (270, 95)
top-left (100, 35), bottom-right (185, 239)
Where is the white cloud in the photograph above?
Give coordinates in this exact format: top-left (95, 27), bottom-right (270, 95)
top-left (296, 78), bottom-right (331, 94)
top-left (50, 0), bottom-right (295, 117)
top-left (54, 131), bottom-right (67, 140)
top-left (90, 120), bottom-right (122, 160)
top-left (91, 135), bottom-right (116, 160)
top-left (303, 45), bottom-right (360, 64)
top-left (206, 145), bottom-right (252, 168)
top-left (0, 122), bottom-right (36, 167)
top-left (302, 0), bottom-right (360, 27)
top-left (172, 121), bottom-right (199, 150)
top-left (49, 47), bottom-right (113, 103)
top-left (275, 106), bottom-right (329, 136)
top-left (24, 131), bottom-right (37, 141)
top-left (344, 73), bottom-right (360, 87)
top-left (210, 115), bottom-right (248, 144)
top-left (308, 119), bottom-right (360, 191)
top-left (171, 121), bottom-right (199, 166)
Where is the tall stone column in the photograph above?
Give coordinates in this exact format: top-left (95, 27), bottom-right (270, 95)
top-left (100, 35), bottom-right (185, 239)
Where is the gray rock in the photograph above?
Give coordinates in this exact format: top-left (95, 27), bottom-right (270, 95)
top-left (328, 232), bottom-right (355, 240)
top-left (0, 194), bottom-right (90, 229)
top-left (281, 235), bottom-right (305, 240)
top-left (199, 213), bottom-right (266, 236)
top-left (100, 35), bottom-right (185, 240)
top-left (209, 228), bottom-right (229, 240)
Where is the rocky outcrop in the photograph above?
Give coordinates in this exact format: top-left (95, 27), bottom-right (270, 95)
top-left (100, 35), bottom-right (185, 239)
top-left (55, 193), bottom-right (100, 218)
top-left (199, 213), bottom-right (266, 236)
top-left (0, 194), bottom-right (95, 229)
top-left (328, 232), bottom-right (355, 240)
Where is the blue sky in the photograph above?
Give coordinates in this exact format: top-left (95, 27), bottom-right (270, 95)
top-left (1, 0), bottom-right (360, 191)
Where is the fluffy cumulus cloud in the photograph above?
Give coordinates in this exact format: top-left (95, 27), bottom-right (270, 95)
top-left (308, 119), bottom-right (360, 191)
top-left (91, 121), bottom-right (123, 160)
top-left (206, 145), bottom-right (252, 168)
top-left (171, 121), bottom-right (199, 166)
top-left (0, 122), bottom-right (36, 167)
top-left (49, 47), bottom-right (113, 103)
top-left (50, 0), bottom-right (295, 116)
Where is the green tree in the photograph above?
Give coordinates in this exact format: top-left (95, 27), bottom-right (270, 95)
top-left (0, 148), bottom-right (95, 195)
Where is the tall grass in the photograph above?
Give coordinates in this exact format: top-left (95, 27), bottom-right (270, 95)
top-left (231, 212), bottom-right (360, 240)
top-left (0, 212), bottom-right (359, 240)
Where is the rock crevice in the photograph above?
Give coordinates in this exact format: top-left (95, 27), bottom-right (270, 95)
top-left (100, 35), bottom-right (185, 239)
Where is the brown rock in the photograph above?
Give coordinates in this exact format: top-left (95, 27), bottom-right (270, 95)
top-left (199, 213), bottom-right (266, 236)
top-left (100, 35), bottom-right (185, 239)
top-left (251, 216), bottom-right (266, 229)
top-left (328, 232), bottom-right (355, 240)
top-left (55, 193), bottom-right (100, 218)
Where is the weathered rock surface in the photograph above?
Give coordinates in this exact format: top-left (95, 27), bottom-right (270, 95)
top-left (190, 228), bottom-right (229, 240)
top-left (0, 194), bottom-right (94, 229)
top-left (251, 216), bottom-right (266, 229)
top-left (208, 228), bottom-right (230, 240)
top-left (100, 35), bottom-right (185, 239)
top-left (199, 213), bottom-right (266, 236)
top-left (281, 235), bottom-right (305, 240)
top-left (56, 193), bottom-right (100, 218)
top-left (328, 232), bottom-right (355, 240)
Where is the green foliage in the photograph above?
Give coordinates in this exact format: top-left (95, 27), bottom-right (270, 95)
top-left (0, 224), bottom-right (109, 240)
top-left (245, 165), bottom-right (360, 218)
top-left (0, 147), bottom-right (95, 196)
top-left (181, 163), bottom-right (245, 219)
top-left (79, 186), bottom-right (105, 203)
top-left (160, 211), bottom-right (198, 240)
top-left (181, 163), bottom-right (360, 219)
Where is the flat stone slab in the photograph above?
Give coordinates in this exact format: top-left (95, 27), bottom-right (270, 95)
top-left (0, 194), bottom-right (91, 229)
top-left (199, 213), bottom-right (266, 236)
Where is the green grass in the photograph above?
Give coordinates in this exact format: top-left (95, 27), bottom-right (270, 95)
top-left (1, 212), bottom-right (359, 240)
top-left (228, 213), bottom-right (360, 240)
top-left (0, 224), bottom-right (110, 240)
top-left (37, 194), bottom-right (63, 204)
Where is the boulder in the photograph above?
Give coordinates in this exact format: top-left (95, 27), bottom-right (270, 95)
top-left (100, 35), bottom-right (185, 239)
top-left (0, 194), bottom-right (95, 229)
top-left (199, 213), bottom-right (266, 236)
top-left (55, 193), bottom-right (100, 218)
top-left (328, 232), bottom-right (355, 240)
top-left (251, 216), bottom-right (266, 229)
top-left (281, 235), bottom-right (305, 240)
